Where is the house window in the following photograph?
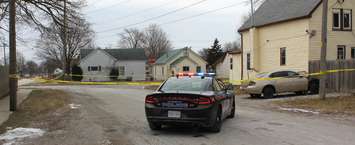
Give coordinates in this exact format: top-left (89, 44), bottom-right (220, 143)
top-left (230, 58), bottom-right (233, 70)
top-left (280, 47), bottom-right (286, 66)
top-left (88, 66), bottom-right (101, 72)
top-left (337, 46), bottom-right (346, 60)
top-left (333, 9), bottom-right (341, 29)
top-left (118, 66), bottom-right (125, 76)
top-left (343, 9), bottom-right (352, 30)
top-left (196, 66), bottom-right (201, 73)
top-left (333, 9), bottom-right (352, 31)
top-left (351, 47), bottom-right (355, 59)
top-left (247, 53), bottom-right (251, 70)
top-left (183, 66), bottom-right (190, 72)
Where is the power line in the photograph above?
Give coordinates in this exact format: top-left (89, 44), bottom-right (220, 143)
top-left (85, 0), bottom-right (132, 14)
top-left (160, 2), bottom-right (242, 26)
top-left (96, 1), bottom-right (243, 39)
top-left (92, 0), bottom-right (175, 27)
top-left (97, 0), bottom-right (208, 33)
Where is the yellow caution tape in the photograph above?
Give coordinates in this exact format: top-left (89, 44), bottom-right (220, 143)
top-left (31, 68), bottom-right (355, 86)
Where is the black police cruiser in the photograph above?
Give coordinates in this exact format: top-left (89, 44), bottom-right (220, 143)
top-left (145, 73), bottom-right (235, 132)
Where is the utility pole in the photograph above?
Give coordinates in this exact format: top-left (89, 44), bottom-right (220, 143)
top-left (2, 43), bottom-right (6, 66)
top-left (319, 0), bottom-right (328, 100)
top-left (9, 0), bottom-right (17, 111)
top-left (63, 0), bottom-right (68, 78)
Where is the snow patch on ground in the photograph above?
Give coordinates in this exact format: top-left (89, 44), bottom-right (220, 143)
top-left (69, 104), bottom-right (81, 109)
top-left (279, 107), bottom-right (320, 114)
top-left (0, 128), bottom-right (45, 145)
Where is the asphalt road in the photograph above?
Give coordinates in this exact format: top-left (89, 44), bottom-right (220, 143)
top-left (20, 85), bottom-right (355, 145)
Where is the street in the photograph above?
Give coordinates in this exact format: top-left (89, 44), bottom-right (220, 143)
top-left (11, 85), bottom-right (355, 145)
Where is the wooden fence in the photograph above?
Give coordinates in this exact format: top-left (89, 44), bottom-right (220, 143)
top-left (0, 66), bottom-right (9, 98)
top-left (309, 60), bottom-right (355, 93)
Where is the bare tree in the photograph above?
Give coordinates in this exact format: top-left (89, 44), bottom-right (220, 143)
top-left (0, 0), bottom-right (85, 32)
top-left (36, 17), bottom-right (94, 74)
top-left (25, 60), bottom-right (38, 76)
top-left (118, 28), bottom-right (145, 49)
top-left (224, 41), bottom-right (241, 52)
top-left (143, 24), bottom-right (172, 59)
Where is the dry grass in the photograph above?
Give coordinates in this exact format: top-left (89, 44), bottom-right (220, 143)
top-left (0, 89), bottom-right (71, 133)
top-left (274, 96), bottom-right (355, 115)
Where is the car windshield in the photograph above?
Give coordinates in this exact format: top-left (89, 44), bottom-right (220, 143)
top-left (256, 72), bottom-right (269, 78)
top-left (160, 77), bottom-right (211, 92)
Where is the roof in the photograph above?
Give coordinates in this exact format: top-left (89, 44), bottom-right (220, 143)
top-left (80, 48), bottom-right (147, 61)
top-left (228, 50), bottom-right (242, 55)
top-left (238, 0), bottom-right (321, 32)
top-left (155, 48), bottom-right (185, 65)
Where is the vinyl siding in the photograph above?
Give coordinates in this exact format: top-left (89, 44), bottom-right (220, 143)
top-left (310, 0), bottom-right (355, 60)
top-left (229, 53), bottom-right (242, 85)
top-left (241, 19), bottom-right (310, 79)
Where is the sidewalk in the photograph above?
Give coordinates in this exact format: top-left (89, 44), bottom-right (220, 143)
top-left (0, 79), bottom-right (34, 126)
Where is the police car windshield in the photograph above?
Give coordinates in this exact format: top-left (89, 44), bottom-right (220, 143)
top-left (160, 77), bottom-right (211, 92)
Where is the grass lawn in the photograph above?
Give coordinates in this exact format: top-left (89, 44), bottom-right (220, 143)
top-left (0, 89), bottom-right (71, 134)
top-left (273, 96), bottom-right (355, 115)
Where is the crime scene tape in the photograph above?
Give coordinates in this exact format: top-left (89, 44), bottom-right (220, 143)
top-left (32, 68), bottom-right (355, 86)
top-left (228, 68), bottom-right (355, 84)
top-left (33, 77), bottom-right (163, 86)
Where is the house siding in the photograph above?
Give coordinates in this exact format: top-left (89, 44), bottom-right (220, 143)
top-left (216, 56), bottom-right (230, 79)
top-left (229, 53), bottom-right (242, 85)
top-left (310, 0), bottom-right (355, 60)
top-left (241, 19), bottom-right (310, 79)
top-left (80, 50), bottom-right (147, 82)
top-left (80, 50), bottom-right (117, 82)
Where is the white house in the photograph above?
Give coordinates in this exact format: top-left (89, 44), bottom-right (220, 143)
top-left (153, 48), bottom-right (207, 81)
top-left (80, 49), bottom-right (148, 82)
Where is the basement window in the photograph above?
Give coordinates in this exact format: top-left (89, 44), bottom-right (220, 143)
top-left (88, 66), bottom-right (101, 72)
top-left (280, 47), bottom-right (286, 66)
top-left (337, 45), bottom-right (346, 60)
top-left (351, 47), bottom-right (355, 59)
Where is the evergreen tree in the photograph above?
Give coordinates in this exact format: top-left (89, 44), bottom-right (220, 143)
top-left (206, 38), bottom-right (225, 66)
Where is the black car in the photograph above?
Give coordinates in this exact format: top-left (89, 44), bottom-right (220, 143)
top-left (145, 73), bottom-right (235, 132)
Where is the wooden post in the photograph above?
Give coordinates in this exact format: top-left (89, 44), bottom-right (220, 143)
top-left (319, 0), bottom-right (328, 100)
top-left (9, 0), bottom-right (17, 111)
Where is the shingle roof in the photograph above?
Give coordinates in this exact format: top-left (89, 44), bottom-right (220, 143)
top-left (155, 49), bottom-right (185, 65)
top-left (238, 0), bottom-right (321, 32)
top-left (80, 48), bottom-right (147, 61)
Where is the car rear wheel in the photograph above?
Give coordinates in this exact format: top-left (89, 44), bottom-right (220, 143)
top-left (228, 98), bottom-right (235, 119)
top-left (148, 122), bottom-right (162, 130)
top-left (210, 108), bottom-right (222, 133)
top-left (263, 86), bottom-right (275, 99)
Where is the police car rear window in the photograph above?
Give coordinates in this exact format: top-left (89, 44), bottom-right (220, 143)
top-left (160, 78), bottom-right (210, 92)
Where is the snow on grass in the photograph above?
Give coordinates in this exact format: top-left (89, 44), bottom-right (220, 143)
top-left (69, 103), bottom-right (81, 109)
top-left (279, 107), bottom-right (320, 114)
top-left (0, 128), bottom-right (45, 145)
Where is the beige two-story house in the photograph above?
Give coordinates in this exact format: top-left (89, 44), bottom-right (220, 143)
top-left (153, 48), bottom-right (207, 81)
top-left (237, 0), bottom-right (355, 80)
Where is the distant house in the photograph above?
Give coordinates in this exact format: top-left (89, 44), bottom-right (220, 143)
top-left (212, 53), bottom-right (229, 80)
top-left (80, 49), bottom-right (148, 82)
top-left (228, 50), bottom-right (243, 85)
top-left (238, 0), bottom-right (355, 79)
top-left (153, 48), bottom-right (207, 81)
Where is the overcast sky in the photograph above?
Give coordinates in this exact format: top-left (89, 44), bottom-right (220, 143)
top-left (4, 0), bottom-right (251, 62)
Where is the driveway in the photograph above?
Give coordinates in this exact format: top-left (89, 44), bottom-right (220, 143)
top-left (7, 85), bottom-right (355, 145)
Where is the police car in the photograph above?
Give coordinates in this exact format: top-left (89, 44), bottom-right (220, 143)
top-left (145, 73), bottom-right (235, 132)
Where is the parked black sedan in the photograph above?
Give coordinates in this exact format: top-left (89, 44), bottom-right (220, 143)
top-left (145, 73), bottom-right (235, 132)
